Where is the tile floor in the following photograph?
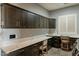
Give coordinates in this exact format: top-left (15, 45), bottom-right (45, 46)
top-left (44, 48), bottom-right (72, 56)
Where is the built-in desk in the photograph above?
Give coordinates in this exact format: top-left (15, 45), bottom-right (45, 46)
top-left (47, 34), bottom-right (78, 51)
top-left (47, 34), bottom-right (79, 39)
top-left (0, 35), bottom-right (51, 55)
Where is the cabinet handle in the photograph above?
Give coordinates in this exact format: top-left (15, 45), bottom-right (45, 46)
top-left (33, 44), bottom-right (38, 47)
top-left (34, 45), bottom-right (37, 46)
top-left (18, 49), bottom-right (24, 53)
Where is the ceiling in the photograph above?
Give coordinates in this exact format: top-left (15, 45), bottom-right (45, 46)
top-left (38, 3), bottom-right (78, 11)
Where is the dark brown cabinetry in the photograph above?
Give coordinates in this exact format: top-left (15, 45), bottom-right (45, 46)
top-left (1, 3), bottom-right (56, 28)
top-left (48, 36), bottom-right (61, 49)
top-left (39, 16), bottom-right (48, 28)
top-left (22, 11), bottom-right (40, 28)
top-left (43, 17), bottom-right (49, 28)
top-left (22, 10), bottom-right (28, 28)
top-left (49, 19), bottom-right (56, 28)
top-left (7, 41), bottom-right (43, 56)
top-left (1, 4), bottom-right (23, 28)
top-left (34, 15), bottom-right (40, 28)
top-left (27, 12), bottom-right (37, 28)
top-left (24, 42), bottom-right (42, 56)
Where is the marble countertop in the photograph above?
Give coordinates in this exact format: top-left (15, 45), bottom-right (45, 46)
top-left (46, 33), bottom-right (79, 38)
top-left (1, 33), bottom-right (79, 55)
top-left (0, 35), bottom-right (51, 54)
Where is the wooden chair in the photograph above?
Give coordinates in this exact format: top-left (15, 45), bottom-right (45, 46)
top-left (60, 36), bottom-right (71, 51)
top-left (39, 40), bottom-right (48, 55)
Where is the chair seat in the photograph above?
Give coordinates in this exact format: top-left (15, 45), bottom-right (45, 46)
top-left (61, 40), bottom-right (70, 43)
top-left (40, 45), bottom-right (47, 50)
top-left (60, 36), bottom-right (72, 51)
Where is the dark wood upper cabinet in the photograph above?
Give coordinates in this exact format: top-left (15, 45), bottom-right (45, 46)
top-left (39, 16), bottom-right (48, 28)
top-left (43, 17), bottom-right (48, 28)
top-left (2, 4), bottom-right (23, 28)
top-left (48, 19), bottom-right (56, 28)
top-left (22, 10), bottom-right (28, 28)
top-left (34, 15), bottom-right (40, 28)
top-left (1, 3), bottom-right (56, 28)
top-left (26, 12), bottom-right (36, 28)
top-left (39, 16), bottom-right (44, 28)
top-left (22, 11), bottom-right (40, 28)
top-left (23, 11), bottom-right (41, 28)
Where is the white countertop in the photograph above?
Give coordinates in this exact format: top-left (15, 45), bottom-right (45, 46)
top-left (1, 33), bottom-right (79, 55)
top-left (0, 35), bottom-right (51, 54)
top-left (47, 33), bottom-right (79, 38)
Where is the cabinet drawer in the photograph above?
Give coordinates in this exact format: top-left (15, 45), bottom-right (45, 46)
top-left (32, 42), bottom-right (43, 47)
top-left (7, 48), bottom-right (25, 56)
top-left (7, 41), bottom-right (43, 56)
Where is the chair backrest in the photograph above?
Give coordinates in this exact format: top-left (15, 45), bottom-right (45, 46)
top-left (43, 40), bottom-right (47, 46)
top-left (60, 36), bottom-right (70, 42)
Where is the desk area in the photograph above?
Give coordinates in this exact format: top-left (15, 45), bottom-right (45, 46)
top-left (47, 33), bottom-right (78, 51)
top-left (0, 33), bottom-right (79, 56)
top-left (46, 33), bottom-right (79, 39)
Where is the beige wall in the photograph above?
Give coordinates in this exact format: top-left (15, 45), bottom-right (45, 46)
top-left (1, 29), bottom-right (48, 41)
top-left (1, 29), bottom-right (21, 40)
top-left (0, 6), bottom-right (1, 25)
top-left (10, 3), bottom-right (49, 18)
top-left (20, 29), bottom-right (48, 38)
top-left (0, 6), bottom-right (2, 41)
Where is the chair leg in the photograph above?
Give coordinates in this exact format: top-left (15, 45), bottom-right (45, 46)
top-left (61, 43), bottom-right (63, 49)
top-left (46, 47), bottom-right (48, 53)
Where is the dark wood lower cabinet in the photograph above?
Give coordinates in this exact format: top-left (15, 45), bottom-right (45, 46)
top-left (7, 41), bottom-right (43, 56)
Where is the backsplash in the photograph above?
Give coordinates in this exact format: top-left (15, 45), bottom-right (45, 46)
top-left (20, 29), bottom-right (49, 38)
top-left (1, 29), bottom-right (48, 41)
top-left (1, 29), bottom-right (21, 41)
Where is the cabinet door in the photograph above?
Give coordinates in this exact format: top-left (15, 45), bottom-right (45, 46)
top-left (25, 42), bottom-right (42, 56)
top-left (43, 17), bottom-right (48, 28)
top-left (31, 42), bottom-right (42, 56)
top-left (40, 16), bottom-right (44, 28)
top-left (7, 48), bottom-right (25, 56)
top-left (49, 19), bottom-right (56, 28)
top-left (16, 8), bottom-right (23, 28)
top-left (23, 11), bottom-right (40, 28)
top-left (45, 18), bottom-right (49, 28)
top-left (2, 4), bottom-right (23, 28)
top-left (27, 12), bottom-right (35, 28)
top-left (34, 15), bottom-right (40, 28)
top-left (22, 11), bottom-right (28, 28)
top-left (43, 17), bottom-right (46, 28)
top-left (40, 16), bottom-right (49, 28)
